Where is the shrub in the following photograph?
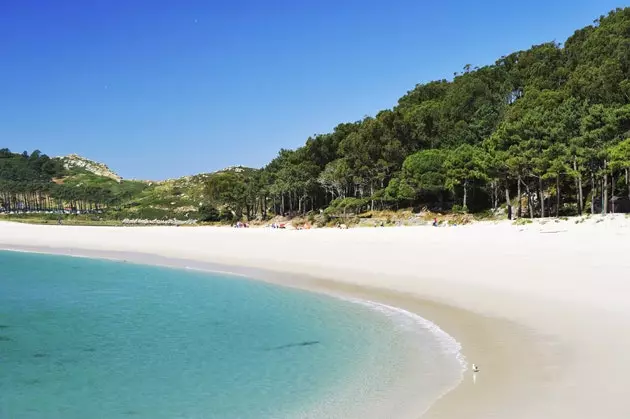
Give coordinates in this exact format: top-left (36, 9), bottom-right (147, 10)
top-left (219, 209), bottom-right (236, 223)
top-left (451, 204), bottom-right (468, 214)
top-left (513, 218), bottom-right (533, 225)
top-left (198, 204), bottom-right (220, 222)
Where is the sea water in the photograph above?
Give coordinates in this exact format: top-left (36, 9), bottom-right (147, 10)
top-left (0, 251), bottom-right (464, 418)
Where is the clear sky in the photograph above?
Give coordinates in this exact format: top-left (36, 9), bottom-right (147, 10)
top-left (0, 1), bottom-right (624, 180)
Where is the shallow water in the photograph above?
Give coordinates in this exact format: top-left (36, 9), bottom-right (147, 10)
top-left (0, 251), bottom-right (463, 418)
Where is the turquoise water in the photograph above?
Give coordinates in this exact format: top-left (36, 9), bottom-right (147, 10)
top-left (0, 251), bottom-right (463, 419)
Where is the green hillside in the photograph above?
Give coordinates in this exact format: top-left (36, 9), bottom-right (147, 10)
top-left (0, 150), bottom-right (248, 222)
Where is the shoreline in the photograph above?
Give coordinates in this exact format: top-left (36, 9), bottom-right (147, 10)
top-left (2, 219), bottom-right (630, 417)
top-left (0, 244), bottom-right (540, 419)
top-left (0, 247), bottom-right (463, 419)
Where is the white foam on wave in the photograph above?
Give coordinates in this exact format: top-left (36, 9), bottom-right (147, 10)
top-left (341, 296), bottom-right (467, 371)
top-left (337, 296), bottom-right (468, 417)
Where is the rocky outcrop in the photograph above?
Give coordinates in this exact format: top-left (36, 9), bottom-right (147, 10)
top-left (59, 154), bottom-right (122, 182)
top-left (217, 165), bottom-right (247, 174)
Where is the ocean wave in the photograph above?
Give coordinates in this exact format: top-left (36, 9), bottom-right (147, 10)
top-left (322, 295), bottom-right (469, 418)
top-left (339, 296), bottom-right (467, 372)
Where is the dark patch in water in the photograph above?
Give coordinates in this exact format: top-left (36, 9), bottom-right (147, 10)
top-left (83, 347), bottom-right (96, 353)
top-left (0, 335), bottom-right (12, 342)
top-left (24, 379), bottom-right (41, 385)
top-left (123, 410), bottom-right (139, 416)
top-left (33, 353), bottom-right (48, 358)
top-left (55, 358), bottom-right (80, 367)
top-left (0, 325), bottom-right (9, 329)
top-left (266, 340), bottom-right (320, 351)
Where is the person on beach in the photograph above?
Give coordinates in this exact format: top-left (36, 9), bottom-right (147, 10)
top-left (432, 218), bottom-right (438, 227)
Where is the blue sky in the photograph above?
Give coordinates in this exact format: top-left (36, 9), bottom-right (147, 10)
top-left (0, 1), bottom-right (624, 180)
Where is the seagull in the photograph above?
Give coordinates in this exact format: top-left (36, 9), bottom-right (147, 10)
top-left (472, 364), bottom-right (479, 373)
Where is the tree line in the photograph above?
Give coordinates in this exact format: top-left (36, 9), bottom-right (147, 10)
top-left (0, 149), bottom-right (123, 213)
top-left (203, 8), bottom-right (630, 220)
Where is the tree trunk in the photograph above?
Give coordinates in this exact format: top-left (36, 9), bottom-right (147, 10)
top-left (505, 186), bottom-right (511, 220)
top-left (539, 178), bottom-right (545, 218)
top-left (494, 181), bottom-right (499, 210)
top-left (574, 158), bottom-right (583, 215)
top-left (555, 175), bottom-right (560, 218)
top-left (612, 174), bottom-right (616, 214)
top-left (370, 183), bottom-right (374, 212)
top-left (602, 161), bottom-right (608, 214)
top-left (590, 173), bottom-right (595, 215)
top-left (517, 175), bottom-right (522, 218)
top-left (521, 178), bottom-right (534, 218)
top-left (627, 168), bottom-right (630, 201)
top-left (463, 180), bottom-right (468, 210)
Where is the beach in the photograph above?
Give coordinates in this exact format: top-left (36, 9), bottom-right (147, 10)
top-left (2, 216), bottom-right (630, 418)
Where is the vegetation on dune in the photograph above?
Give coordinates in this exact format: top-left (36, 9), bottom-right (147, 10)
top-left (3, 8), bottom-right (630, 224)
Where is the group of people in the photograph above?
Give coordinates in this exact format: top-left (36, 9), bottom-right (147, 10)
top-left (239, 218), bottom-right (442, 229)
top-left (268, 222), bottom-right (312, 230)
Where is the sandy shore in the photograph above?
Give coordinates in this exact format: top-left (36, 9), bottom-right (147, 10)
top-left (2, 216), bottom-right (630, 418)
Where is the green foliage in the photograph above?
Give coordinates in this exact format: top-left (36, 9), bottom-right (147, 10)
top-left (609, 138), bottom-right (630, 171)
top-left (0, 149), bottom-right (65, 182)
top-left (451, 204), bottom-right (468, 214)
top-left (514, 218), bottom-right (533, 225)
top-left (402, 149), bottom-right (447, 194)
top-left (197, 204), bottom-right (221, 222)
top-left (324, 197), bottom-right (368, 216)
top-left (205, 172), bottom-right (247, 215)
top-left (383, 176), bottom-right (416, 203)
top-left (128, 207), bottom-right (174, 220)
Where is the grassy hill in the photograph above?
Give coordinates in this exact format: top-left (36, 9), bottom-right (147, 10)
top-left (54, 157), bottom-right (252, 222)
top-left (0, 149), bottom-right (256, 224)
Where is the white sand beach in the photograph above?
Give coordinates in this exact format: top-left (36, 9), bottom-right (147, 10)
top-left (2, 216), bottom-right (630, 418)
